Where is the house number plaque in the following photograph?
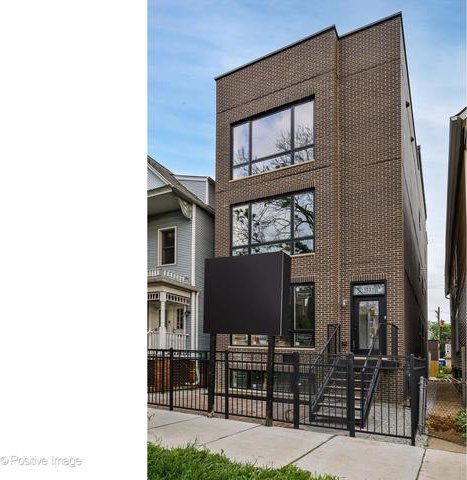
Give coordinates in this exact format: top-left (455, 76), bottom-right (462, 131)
top-left (352, 283), bottom-right (385, 296)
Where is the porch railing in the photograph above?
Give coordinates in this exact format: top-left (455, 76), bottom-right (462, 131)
top-left (147, 331), bottom-right (188, 350)
top-left (309, 324), bottom-right (341, 414)
top-left (147, 268), bottom-right (190, 285)
top-left (359, 322), bottom-right (400, 427)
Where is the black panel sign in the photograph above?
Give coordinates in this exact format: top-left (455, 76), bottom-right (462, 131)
top-left (203, 252), bottom-right (291, 335)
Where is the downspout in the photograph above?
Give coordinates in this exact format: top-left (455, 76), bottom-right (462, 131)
top-left (195, 291), bottom-right (200, 350)
top-left (190, 292), bottom-right (196, 350)
top-left (336, 35), bottom-right (343, 347)
top-left (191, 204), bottom-right (197, 350)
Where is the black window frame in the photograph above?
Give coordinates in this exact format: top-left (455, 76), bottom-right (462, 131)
top-left (289, 283), bottom-right (315, 348)
top-left (231, 190), bottom-right (315, 256)
top-left (231, 98), bottom-right (315, 180)
top-left (230, 334), bottom-right (268, 347)
top-left (229, 368), bottom-right (311, 394)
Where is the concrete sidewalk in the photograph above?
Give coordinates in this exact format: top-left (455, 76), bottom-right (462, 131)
top-left (148, 408), bottom-right (466, 480)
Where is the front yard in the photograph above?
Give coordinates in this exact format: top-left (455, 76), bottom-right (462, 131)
top-left (147, 443), bottom-right (337, 480)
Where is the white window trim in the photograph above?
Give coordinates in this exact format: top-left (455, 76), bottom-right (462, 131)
top-left (158, 226), bottom-right (177, 266)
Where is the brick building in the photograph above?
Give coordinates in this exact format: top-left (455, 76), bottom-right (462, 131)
top-left (445, 107), bottom-right (466, 381)
top-left (213, 12), bottom-right (428, 360)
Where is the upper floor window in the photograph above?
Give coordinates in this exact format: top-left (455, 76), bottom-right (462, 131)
top-left (232, 99), bottom-right (314, 179)
top-left (231, 191), bottom-right (315, 255)
top-left (159, 227), bottom-right (176, 265)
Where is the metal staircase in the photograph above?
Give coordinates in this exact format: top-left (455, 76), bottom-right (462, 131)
top-left (309, 323), bottom-right (397, 428)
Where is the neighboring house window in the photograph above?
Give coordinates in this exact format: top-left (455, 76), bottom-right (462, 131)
top-left (231, 191), bottom-right (315, 255)
top-left (176, 308), bottom-right (184, 330)
top-left (159, 227), bottom-right (176, 265)
top-left (232, 99), bottom-right (314, 179)
top-left (230, 283), bottom-right (315, 348)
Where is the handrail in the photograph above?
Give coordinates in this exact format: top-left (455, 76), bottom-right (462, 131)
top-left (390, 323), bottom-right (399, 357)
top-left (361, 355), bottom-right (382, 426)
top-left (361, 323), bottom-right (384, 374)
top-left (313, 324), bottom-right (340, 364)
top-left (359, 322), bottom-right (399, 427)
top-left (309, 325), bottom-right (341, 413)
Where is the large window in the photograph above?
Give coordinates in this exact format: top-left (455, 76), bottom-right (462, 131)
top-left (231, 191), bottom-right (314, 256)
top-left (159, 227), bottom-right (176, 265)
top-left (232, 99), bottom-right (314, 179)
top-left (231, 284), bottom-right (315, 348)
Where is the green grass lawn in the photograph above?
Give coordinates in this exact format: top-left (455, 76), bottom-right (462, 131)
top-left (148, 443), bottom-right (337, 480)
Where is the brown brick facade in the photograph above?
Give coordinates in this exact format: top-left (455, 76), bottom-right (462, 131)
top-left (214, 14), bottom-right (427, 357)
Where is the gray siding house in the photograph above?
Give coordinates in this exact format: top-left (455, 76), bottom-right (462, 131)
top-left (147, 156), bottom-right (214, 350)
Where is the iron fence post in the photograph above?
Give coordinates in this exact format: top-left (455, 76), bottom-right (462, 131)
top-left (207, 334), bottom-right (216, 414)
top-left (409, 354), bottom-right (417, 446)
top-left (292, 352), bottom-right (300, 429)
top-left (346, 353), bottom-right (355, 437)
top-left (224, 351), bottom-right (229, 419)
top-left (169, 348), bottom-right (174, 411)
top-left (265, 335), bottom-right (275, 426)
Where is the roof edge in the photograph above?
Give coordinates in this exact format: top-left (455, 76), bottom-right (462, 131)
top-left (338, 11), bottom-right (402, 39)
top-left (215, 12), bottom-right (403, 81)
top-left (147, 155), bottom-right (215, 215)
top-left (444, 111), bottom-right (466, 294)
top-left (214, 25), bottom-right (337, 81)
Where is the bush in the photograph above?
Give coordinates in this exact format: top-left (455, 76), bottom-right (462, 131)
top-left (455, 410), bottom-right (467, 438)
top-left (437, 366), bottom-right (453, 378)
top-left (147, 443), bottom-right (338, 480)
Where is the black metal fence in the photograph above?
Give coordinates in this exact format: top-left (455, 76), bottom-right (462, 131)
top-left (148, 348), bottom-right (427, 445)
top-left (147, 349), bottom-right (209, 412)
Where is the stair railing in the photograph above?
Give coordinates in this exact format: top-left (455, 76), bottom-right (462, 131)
top-left (309, 324), bottom-right (341, 413)
top-left (360, 322), bottom-right (392, 426)
top-left (390, 323), bottom-right (399, 357)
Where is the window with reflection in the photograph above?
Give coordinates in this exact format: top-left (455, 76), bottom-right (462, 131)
top-left (291, 284), bottom-right (315, 347)
top-left (231, 191), bottom-right (314, 256)
top-left (231, 284), bottom-right (315, 348)
top-left (232, 99), bottom-right (314, 179)
top-left (231, 334), bottom-right (267, 346)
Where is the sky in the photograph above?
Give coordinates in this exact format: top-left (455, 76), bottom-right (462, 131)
top-left (148, 0), bottom-right (466, 325)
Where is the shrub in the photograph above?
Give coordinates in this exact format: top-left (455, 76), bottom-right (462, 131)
top-left (455, 409), bottom-right (467, 438)
top-left (147, 443), bottom-right (338, 480)
top-left (437, 366), bottom-right (453, 379)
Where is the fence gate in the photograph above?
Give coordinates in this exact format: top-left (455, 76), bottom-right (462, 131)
top-left (147, 349), bottom-right (209, 412)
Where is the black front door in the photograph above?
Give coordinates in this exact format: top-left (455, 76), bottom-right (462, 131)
top-left (352, 296), bottom-right (386, 355)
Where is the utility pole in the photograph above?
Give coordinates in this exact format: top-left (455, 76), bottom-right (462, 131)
top-left (435, 307), bottom-right (441, 359)
top-left (435, 307), bottom-right (440, 339)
